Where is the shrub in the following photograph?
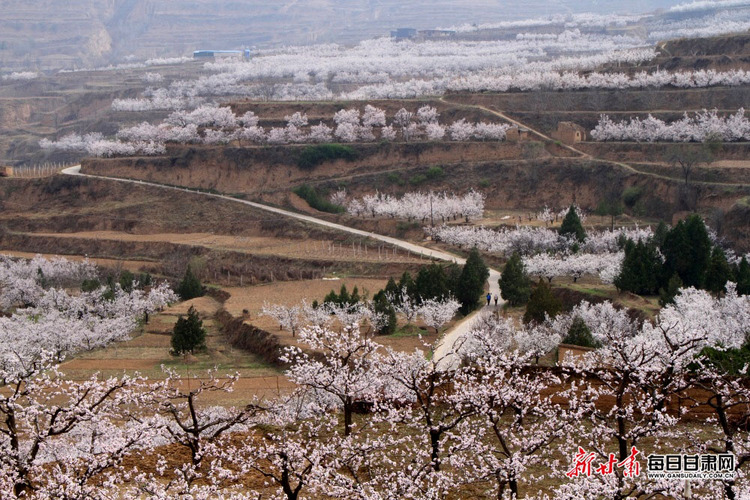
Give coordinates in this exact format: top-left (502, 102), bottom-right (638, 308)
top-left (409, 174), bottom-right (427, 185)
top-left (622, 186), bottom-right (644, 208)
top-left (297, 144), bottom-right (357, 170)
top-left (292, 184), bottom-right (345, 214)
top-left (171, 306), bottom-right (206, 355)
top-left (387, 172), bottom-right (405, 186)
top-left (426, 166), bottom-right (444, 180)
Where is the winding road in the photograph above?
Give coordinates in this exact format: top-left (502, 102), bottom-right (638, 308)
top-left (61, 165), bottom-right (503, 370)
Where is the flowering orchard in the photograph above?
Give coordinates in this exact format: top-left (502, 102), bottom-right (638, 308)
top-left (1, 252), bottom-right (750, 497)
top-left (40, 105), bottom-right (509, 157)
top-left (340, 190), bottom-right (485, 223)
top-left (591, 109), bottom-right (750, 143)
top-left (104, 2), bottom-right (750, 109)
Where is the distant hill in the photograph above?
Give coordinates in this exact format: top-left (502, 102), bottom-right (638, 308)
top-left (0, 0), bottom-right (681, 71)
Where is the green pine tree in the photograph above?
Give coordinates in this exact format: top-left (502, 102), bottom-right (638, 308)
top-left (177, 265), bottom-right (204, 300)
top-left (323, 290), bottom-right (338, 304)
top-left (736, 257), bottom-right (750, 296)
top-left (338, 285), bottom-right (351, 306)
top-left (372, 290), bottom-right (397, 335)
top-left (500, 252), bottom-right (531, 306)
top-left (705, 246), bottom-right (732, 295)
top-left (415, 263), bottom-right (451, 302)
top-left (399, 271), bottom-right (416, 300)
top-left (559, 205), bottom-right (586, 242)
top-left (652, 221), bottom-right (669, 249)
top-left (119, 270), bottom-right (135, 293)
top-left (456, 247), bottom-right (489, 315)
top-left (562, 316), bottom-right (600, 348)
top-left (661, 215), bottom-right (711, 289)
top-left (349, 286), bottom-right (361, 305)
top-left (658, 273), bottom-right (683, 307)
top-left (614, 239), bottom-right (661, 295)
top-left (171, 306), bottom-right (206, 355)
top-left (523, 279), bottom-right (562, 325)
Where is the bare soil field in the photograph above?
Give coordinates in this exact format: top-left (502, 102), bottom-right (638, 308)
top-left (25, 230), bottom-right (425, 265)
top-left (58, 294), bottom-right (289, 403)
top-left (59, 277), bottom-right (450, 405)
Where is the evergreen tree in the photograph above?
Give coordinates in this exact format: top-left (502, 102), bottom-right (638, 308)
top-left (455, 248), bottom-right (489, 315)
top-left (658, 273), bottom-right (683, 307)
top-left (177, 265), bottom-right (203, 300)
top-left (684, 214), bottom-right (712, 287)
top-left (349, 286), bottom-right (360, 305)
top-left (705, 246), bottom-right (732, 295)
top-left (559, 205), bottom-right (586, 242)
top-left (119, 270), bottom-right (135, 293)
top-left (562, 316), bottom-right (600, 348)
top-left (171, 306), bottom-right (206, 355)
top-left (81, 279), bottom-right (101, 293)
top-left (138, 272), bottom-right (152, 288)
top-left (338, 285), bottom-right (351, 306)
top-left (523, 279), bottom-right (562, 325)
top-left (652, 221), bottom-right (669, 249)
top-left (384, 277), bottom-right (400, 302)
top-left (36, 268), bottom-right (48, 289)
top-left (500, 252), bottom-right (531, 306)
top-left (737, 257), bottom-right (750, 296)
top-left (372, 290), bottom-right (397, 335)
top-left (414, 263), bottom-right (451, 302)
top-left (323, 290), bottom-right (338, 305)
top-left (661, 215), bottom-right (711, 289)
top-left (398, 271), bottom-right (415, 299)
top-left (614, 240), bottom-right (661, 295)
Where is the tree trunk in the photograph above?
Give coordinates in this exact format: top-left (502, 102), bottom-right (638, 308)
top-left (430, 428), bottom-right (441, 471)
top-left (344, 397), bottom-right (353, 437)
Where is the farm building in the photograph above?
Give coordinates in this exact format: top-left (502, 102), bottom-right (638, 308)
top-left (551, 122), bottom-right (587, 144)
top-left (506, 126), bottom-right (531, 142)
top-left (193, 49), bottom-right (251, 60)
top-left (417, 30), bottom-right (456, 40)
top-left (390, 28), bottom-right (417, 40)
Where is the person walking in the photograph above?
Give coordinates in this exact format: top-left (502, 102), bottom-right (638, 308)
top-left (486, 292), bottom-right (492, 306)
top-left (493, 294), bottom-right (498, 307)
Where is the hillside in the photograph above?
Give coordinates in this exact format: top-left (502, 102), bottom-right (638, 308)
top-left (0, 0), bottom-right (737, 71)
top-left (0, 0), bottom-right (674, 71)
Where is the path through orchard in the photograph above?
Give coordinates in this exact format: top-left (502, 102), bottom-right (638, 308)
top-left (61, 165), bottom-right (503, 370)
top-left (440, 96), bottom-right (750, 189)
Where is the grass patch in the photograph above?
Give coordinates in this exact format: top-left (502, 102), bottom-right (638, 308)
top-left (391, 324), bottom-right (429, 338)
top-left (297, 144), bottom-right (357, 170)
top-left (387, 172), bottom-right (405, 186)
top-left (409, 174), bottom-right (427, 185)
top-left (292, 184), bottom-right (345, 214)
